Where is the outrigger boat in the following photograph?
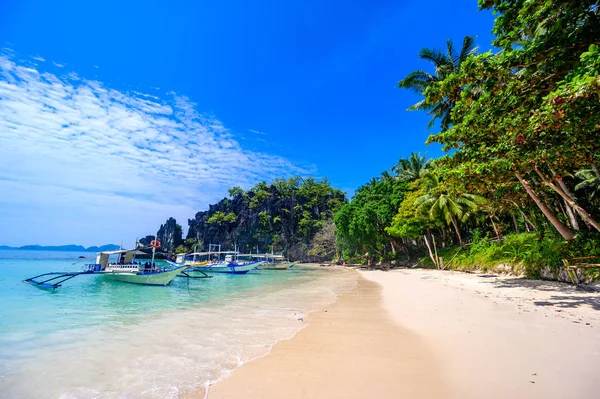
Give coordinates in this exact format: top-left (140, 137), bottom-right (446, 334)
top-left (175, 245), bottom-right (264, 275)
top-left (24, 241), bottom-right (188, 289)
top-left (258, 254), bottom-right (295, 270)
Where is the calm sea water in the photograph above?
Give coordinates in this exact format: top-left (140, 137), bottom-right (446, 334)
top-left (0, 250), bottom-right (357, 398)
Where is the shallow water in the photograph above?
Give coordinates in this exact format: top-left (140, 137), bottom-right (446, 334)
top-left (0, 250), bottom-right (357, 398)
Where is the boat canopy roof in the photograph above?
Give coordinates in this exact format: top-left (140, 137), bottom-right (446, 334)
top-left (237, 254), bottom-right (285, 259)
top-left (98, 249), bottom-right (147, 256)
top-left (95, 248), bottom-right (147, 268)
top-left (185, 251), bottom-right (238, 256)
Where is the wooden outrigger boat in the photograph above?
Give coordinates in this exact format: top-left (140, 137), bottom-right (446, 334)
top-left (24, 241), bottom-right (189, 289)
top-left (255, 254), bottom-right (294, 270)
top-left (175, 245), bottom-right (264, 275)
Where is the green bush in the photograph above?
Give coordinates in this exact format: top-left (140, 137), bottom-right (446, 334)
top-left (419, 232), bottom-right (600, 280)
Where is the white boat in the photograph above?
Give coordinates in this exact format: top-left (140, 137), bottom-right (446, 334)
top-left (193, 253), bottom-right (264, 274)
top-left (256, 254), bottom-right (294, 270)
top-left (98, 249), bottom-right (188, 286)
top-left (183, 247), bottom-right (264, 274)
top-left (24, 244), bottom-right (188, 289)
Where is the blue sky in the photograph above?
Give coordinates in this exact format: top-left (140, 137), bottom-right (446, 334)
top-left (0, 0), bottom-right (496, 246)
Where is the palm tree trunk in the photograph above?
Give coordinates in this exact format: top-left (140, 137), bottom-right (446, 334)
top-left (551, 170), bottom-right (581, 231)
top-left (490, 216), bottom-right (501, 239)
top-left (423, 231), bottom-right (437, 268)
top-left (592, 163), bottom-right (600, 179)
top-left (536, 168), bottom-right (600, 233)
top-left (515, 173), bottom-right (575, 241)
top-left (521, 210), bottom-right (537, 231)
top-left (512, 213), bottom-right (520, 233)
top-left (562, 198), bottom-right (580, 231)
top-left (450, 215), bottom-right (463, 246)
top-left (389, 239), bottom-right (396, 254)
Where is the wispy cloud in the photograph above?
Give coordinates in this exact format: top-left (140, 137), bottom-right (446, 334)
top-left (249, 129), bottom-right (266, 135)
top-left (0, 53), bottom-right (312, 246)
top-left (52, 61), bottom-right (64, 68)
top-left (32, 56), bottom-right (45, 62)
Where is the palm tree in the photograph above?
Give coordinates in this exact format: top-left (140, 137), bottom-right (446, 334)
top-left (415, 173), bottom-right (484, 246)
top-left (398, 36), bottom-right (478, 130)
top-left (575, 167), bottom-right (600, 200)
top-left (392, 152), bottom-right (431, 181)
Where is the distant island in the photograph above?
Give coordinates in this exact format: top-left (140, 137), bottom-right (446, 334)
top-left (0, 244), bottom-right (120, 252)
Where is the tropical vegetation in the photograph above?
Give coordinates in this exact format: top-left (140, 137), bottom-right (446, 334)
top-left (335, 0), bottom-right (600, 278)
top-left (143, 178), bottom-right (345, 260)
top-left (145, 1), bottom-right (600, 281)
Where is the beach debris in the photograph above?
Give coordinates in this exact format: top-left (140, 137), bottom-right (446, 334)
top-left (529, 381), bottom-right (535, 384)
top-left (532, 373), bottom-right (537, 376)
top-left (297, 317), bottom-right (304, 322)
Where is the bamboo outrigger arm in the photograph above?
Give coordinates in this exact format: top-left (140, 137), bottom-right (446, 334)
top-left (562, 256), bottom-right (600, 284)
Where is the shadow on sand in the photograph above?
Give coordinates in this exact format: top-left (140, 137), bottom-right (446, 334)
top-left (482, 277), bottom-right (600, 311)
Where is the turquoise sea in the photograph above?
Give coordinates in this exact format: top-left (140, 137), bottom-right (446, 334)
top-left (0, 250), bottom-right (357, 398)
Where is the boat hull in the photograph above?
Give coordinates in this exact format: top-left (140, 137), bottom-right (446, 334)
top-left (194, 261), bottom-right (263, 274)
top-left (260, 262), bottom-right (294, 270)
top-left (102, 266), bottom-right (187, 286)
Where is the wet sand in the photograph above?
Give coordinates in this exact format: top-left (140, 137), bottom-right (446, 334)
top-left (207, 268), bottom-right (600, 399)
top-left (208, 277), bottom-right (448, 398)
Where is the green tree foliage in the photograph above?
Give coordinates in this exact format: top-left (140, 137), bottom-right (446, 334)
top-left (405, 1), bottom-right (600, 241)
top-left (334, 172), bottom-right (408, 262)
top-left (207, 211), bottom-right (237, 225)
top-left (138, 235), bottom-right (155, 247)
top-left (398, 36), bottom-right (478, 130)
top-left (186, 177), bottom-right (345, 260)
top-left (414, 173), bottom-right (485, 246)
top-left (228, 186), bottom-right (245, 198)
top-left (575, 167), bottom-right (600, 201)
top-left (338, 2), bottom-right (600, 268)
top-left (391, 152), bottom-right (432, 182)
top-left (386, 182), bottom-right (430, 240)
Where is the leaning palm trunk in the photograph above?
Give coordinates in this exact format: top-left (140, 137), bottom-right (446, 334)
top-left (551, 170), bottom-right (581, 231)
top-left (450, 214), bottom-right (463, 246)
top-left (423, 233), bottom-right (438, 268)
top-left (515, 173), bottom-right (575, 241)
top-left (536, 168), bottom-right (600, 233)
top-left (592, 164), bottom-right (600, 179)
top-left (562, 198), bottom-right (580, 231)
top-left (512, 213), bottom-right (520, 233)
top-left (489, 215), bottom-right (501, 239)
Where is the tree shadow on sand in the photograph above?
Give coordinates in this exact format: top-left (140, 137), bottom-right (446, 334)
top-left (482, 277), bottom-right (600, 311)
top-left (533, 296), bottom-right (600, 311)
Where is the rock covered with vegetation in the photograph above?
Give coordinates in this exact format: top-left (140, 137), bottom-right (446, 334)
top-left (146, 177), bottom-right (344, 261)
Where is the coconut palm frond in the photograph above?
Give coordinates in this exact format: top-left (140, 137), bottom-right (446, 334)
top-left (407, 99), bottom-right (435, 112)
top-left (397, 70), bottom-right (437, 91)
top-left (418, 48), bottom-right (449, 68)
top-left (446, 38), bottom-right (456, 65)
top-left (457, 36), bottom-right (478, 66)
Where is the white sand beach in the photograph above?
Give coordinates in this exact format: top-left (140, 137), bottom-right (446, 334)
top-left (208, 268), bottom-right (600, 398)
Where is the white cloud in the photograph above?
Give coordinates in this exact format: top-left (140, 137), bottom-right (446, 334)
top-left (249, 129), bottom-right (266, 135)
top-left (0, 54), bottom-right (312, 246)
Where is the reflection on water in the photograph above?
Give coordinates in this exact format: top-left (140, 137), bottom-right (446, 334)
top-left (0, 251), bottom-right (357, 398)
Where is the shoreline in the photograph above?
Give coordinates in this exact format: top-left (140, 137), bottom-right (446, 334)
top-left (206, 268), bottom-right (600, 399)
top-left (207, 274), bottom-right (448, 398)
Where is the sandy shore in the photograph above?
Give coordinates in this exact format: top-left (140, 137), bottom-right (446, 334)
top-left (208, 268), bottom-right (600, 398)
